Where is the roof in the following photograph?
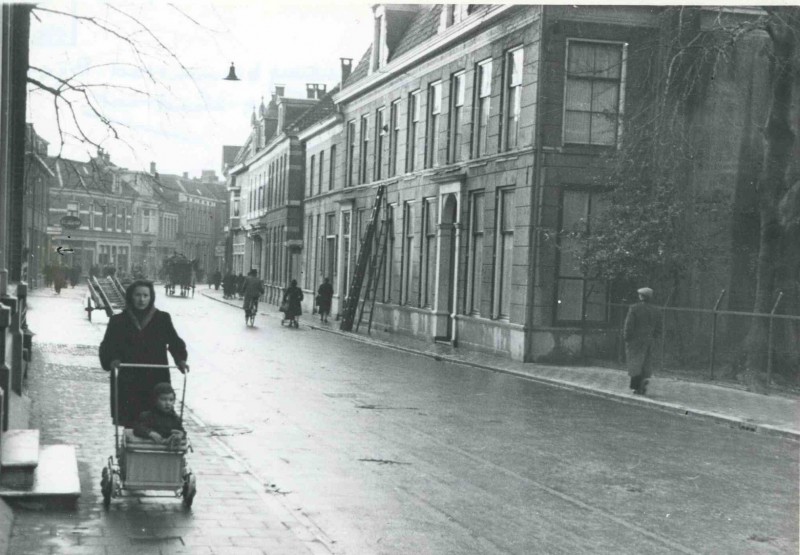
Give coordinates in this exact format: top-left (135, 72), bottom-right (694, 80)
top-left (389, 5), bottom-right (442, 61)
top-left (341, 5), bottom-right (495, 91)
top-left (222, 145), bottom-right (240, 168)
top-left (289, 84), bottom-right (341, 132)
top-left (343, 45), bottom-right (371, 89)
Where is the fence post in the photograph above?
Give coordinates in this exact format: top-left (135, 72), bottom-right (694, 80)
top-left (660, 289), bottom-right (674, 372)
top-left (708, 289), bottom-right (726, 380)
top-left (766, 291), bottom-right (784, 388)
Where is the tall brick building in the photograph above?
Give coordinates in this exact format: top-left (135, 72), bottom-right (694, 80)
top-left (231, 5), bottom-right (774, 363)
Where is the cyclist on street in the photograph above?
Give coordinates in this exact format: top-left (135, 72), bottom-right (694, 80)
top-left (242, 269), bottom-right (265, 324)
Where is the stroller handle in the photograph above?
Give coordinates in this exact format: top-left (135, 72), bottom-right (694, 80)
top-left (118, 363), bottom-right (181, 369)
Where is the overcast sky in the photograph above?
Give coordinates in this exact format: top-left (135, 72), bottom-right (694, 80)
top-left (27, 0), bottom-right (374, 178)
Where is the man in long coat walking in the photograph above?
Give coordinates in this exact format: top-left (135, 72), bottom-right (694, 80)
top-left (624, 287), bottom-right (661, 395)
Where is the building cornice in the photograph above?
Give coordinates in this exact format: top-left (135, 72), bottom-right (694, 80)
top-left (334, 4), bottom-right (515, 103)
top-left (297, 113), bottom-right (343, 142)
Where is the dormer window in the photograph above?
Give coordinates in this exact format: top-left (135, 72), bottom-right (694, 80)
top-left (371, 9), bottom-right (388, 72)
top-left (439, 4), bottom-right (470, 32)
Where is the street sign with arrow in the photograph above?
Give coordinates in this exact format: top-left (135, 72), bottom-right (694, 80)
top-left (56, 246), bottom-right (74, 256)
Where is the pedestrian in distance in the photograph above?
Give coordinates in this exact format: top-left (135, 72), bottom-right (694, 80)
top-left (53, 266), bottom-right (65, 294)
top-left (133, 382), bottom-right (187, 448)
top-left (236, 273), bottom-right (245, 299)
top-left (316, 277), bottom-right (333, 323)
top-left (213, 270), bottom-right (222, 291)
top-left (282, 279), bottom-right (304, 328)
top-left (624, 287), bottom-right (662, 396)
top-left (99, 279), bottom-right (189, 427)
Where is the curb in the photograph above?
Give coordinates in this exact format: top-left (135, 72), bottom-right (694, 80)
top-left (200, 291), bottom-right (799, 442)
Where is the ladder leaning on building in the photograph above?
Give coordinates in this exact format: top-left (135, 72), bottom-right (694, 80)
top-left (339, 185), bottom-right (389, 333)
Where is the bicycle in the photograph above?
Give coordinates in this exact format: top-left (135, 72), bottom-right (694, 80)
top-left (244, 297), bottom-right (258, 327)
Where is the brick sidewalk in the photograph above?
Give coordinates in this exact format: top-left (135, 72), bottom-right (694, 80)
top-left (10, 288), bottom-right (334, 555)
top-left (203, 288), bottom-right (800, 441)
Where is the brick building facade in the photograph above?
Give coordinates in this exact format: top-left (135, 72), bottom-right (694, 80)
top-left (227, 4), bottom-right (775, 363)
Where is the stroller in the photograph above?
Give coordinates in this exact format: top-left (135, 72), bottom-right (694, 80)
top-left (100, 364), bottom-right (197, 508)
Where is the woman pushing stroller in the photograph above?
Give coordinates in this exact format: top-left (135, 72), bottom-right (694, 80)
top-left (99, 279), bottom-right (189, 427)
top-left (281, 279), bottom-right (304, 328)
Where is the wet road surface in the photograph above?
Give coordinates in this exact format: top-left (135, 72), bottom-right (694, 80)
top-left (160, 292), bottom-right (798, 554)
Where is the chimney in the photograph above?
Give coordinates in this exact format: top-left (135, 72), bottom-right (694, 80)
top-left (306, 84), bottom-right (316, 99)
top-left (150, 162), bottom-right (156, 175)
top-left (183, 172), bottom-right (189, 179)
top-left (340, 58), bottom-right (353, 84)
top-left (274, 84), bottom-right (285, 98)
top-left (316, 84), bottom-right (327, 99)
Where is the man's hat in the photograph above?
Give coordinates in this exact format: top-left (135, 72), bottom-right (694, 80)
top-left (637, 287), bottom-right (654, 298)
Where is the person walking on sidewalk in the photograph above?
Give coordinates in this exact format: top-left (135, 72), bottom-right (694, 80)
top-left (282, 279), bottom-right (304, 328)
top-left (316, 277), bottom-right (333, 323)
top-left (624, 287), bottom-right (661, 396)
top-left (99, 279), bottom-right (189, 427)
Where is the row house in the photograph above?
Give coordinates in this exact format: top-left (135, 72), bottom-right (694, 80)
top-left (45, 151), bottom-right (136, 274)
top-left (22, 124), bottom-right (53, 288)
top-left (155, 168), bottom-right (227, 278)
top-left (300, 4), bottom-right (543, 360)
top-left (237, 4), bottom-right (767, 363)
top-left (227, 85), bottom-right (323, 300)
top-left (42, 151), bottom-right (227, 281)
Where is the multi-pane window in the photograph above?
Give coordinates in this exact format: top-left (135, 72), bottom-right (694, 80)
top-left (505, 47), bottom-right (523, 150)
top-left (406, 91), bottom-right (421, 172)
top-left (467, 192), bottom-right (485, 314)
top-left (449, 71), bottom-right (465, 163)
top-left (426, 82), bottom-right (442, 168)
top-left (401, 201), bottom-right (415, 305)
top-left (89, 202), bottom-right (95, 228)
top-left (474, 59), bottom-right (492, 157)
top-left (389, 100), bottom-right (400, 177)
top-left (122, 208), bottom-right (128, 232)
top-left (494, 188), bottom-right (515, 319)
top-left (359, 115), bottom-right (369, 184)
top-left (304, 215), bottom-right (313, 288)
top-left (346, 120), bottom-right (356, 187)
top-left (375, 107), bottom-right (385, 180)
top-left (383, 204), bottom-right (395, 302)
top-left (325, 213), bottom-right (337, 287)
top-left (67, 202), bottom-right (78, 217)
top-left (341, 211), bottom-right (351, 298)
top-left (309, 155), bottom-right (316, 196)
top-left (329, 145), bottom-right (336, 191)
top-left (421, 198), bottom-right (437, 307)
top-left (556, 190), bottom-right (609, 322)
top-left (142, 208), bottom-right (150, 233)
top-left (318, 150), bottom-right (324, 195)
top-left (564, 40), bottom-right (625, 146)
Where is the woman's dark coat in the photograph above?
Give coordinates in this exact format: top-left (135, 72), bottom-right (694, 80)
top-left (283, 286), bottom-right (304, 318)
top-left (317, 282), bottom-right (333, 314)
top-left (99, 310), bottom-right (187, 426)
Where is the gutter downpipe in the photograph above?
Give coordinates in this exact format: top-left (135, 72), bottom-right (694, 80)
top-left (526, 6), bottom-right (547, 362)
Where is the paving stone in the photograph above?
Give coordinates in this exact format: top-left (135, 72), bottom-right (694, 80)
top-left (9, 291), bottom-right (325, 555)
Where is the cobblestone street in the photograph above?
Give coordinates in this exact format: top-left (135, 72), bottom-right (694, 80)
top-left (9, 288), bottom-right (331, 555)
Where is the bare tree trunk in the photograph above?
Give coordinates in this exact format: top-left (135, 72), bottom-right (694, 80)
top-left (743, 17), bottom-right (796, 388)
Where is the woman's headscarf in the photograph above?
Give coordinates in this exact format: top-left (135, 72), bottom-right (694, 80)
top-left (125, 279), bottom-right (157, 330)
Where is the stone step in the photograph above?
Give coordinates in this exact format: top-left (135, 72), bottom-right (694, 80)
top-left (0, 429), bottom-right (39, 489)
top-left (0, 445), bottom-right (80, 509)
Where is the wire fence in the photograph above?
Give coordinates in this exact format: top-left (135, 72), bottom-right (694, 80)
top-left (604, 295), bottom-right (800, 386)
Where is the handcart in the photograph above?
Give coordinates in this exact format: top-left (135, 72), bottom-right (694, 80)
top-left (100, 364), bottom-right (197, 509)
